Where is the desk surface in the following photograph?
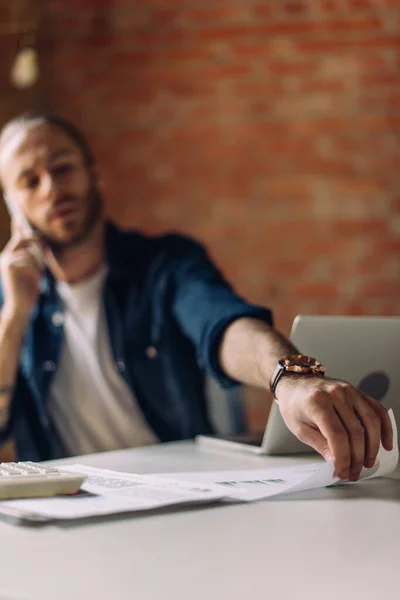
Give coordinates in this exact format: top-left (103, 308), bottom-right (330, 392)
top-left (1, 442), bottom-right (400, 600)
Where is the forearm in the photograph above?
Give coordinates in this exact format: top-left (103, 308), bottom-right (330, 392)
top-left (219, 317), bottom-right (298, 388)
top-left (0, 312), bottom-right (26, 427)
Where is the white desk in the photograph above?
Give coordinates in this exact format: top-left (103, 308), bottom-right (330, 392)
top-left (1, 442), bottom-right (400, 600)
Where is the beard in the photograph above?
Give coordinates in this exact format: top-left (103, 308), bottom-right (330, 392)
top-left (38, 184), bottom-right (103, 254)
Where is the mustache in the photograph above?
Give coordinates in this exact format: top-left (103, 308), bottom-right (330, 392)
top-left (46, 195), bottom-right (79, 220)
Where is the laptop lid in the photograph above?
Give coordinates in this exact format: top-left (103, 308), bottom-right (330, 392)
top-left (262, 315), bottom-right (400, 454)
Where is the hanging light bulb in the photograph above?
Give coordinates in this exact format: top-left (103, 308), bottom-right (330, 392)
top-left (10, 45), bottom-right (39, 89)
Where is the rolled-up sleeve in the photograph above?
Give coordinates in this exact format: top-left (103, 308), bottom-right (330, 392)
top-left (171, 238), bottom-right (273, 388)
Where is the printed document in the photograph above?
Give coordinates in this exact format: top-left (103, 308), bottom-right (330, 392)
top-left (0, 410), bottom-right (397, 523)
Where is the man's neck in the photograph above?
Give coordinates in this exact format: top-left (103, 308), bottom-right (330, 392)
top-left (45, 221), bottom-right (106, 285)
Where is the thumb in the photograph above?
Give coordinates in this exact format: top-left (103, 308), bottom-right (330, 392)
top-left (11, 218), bottom-right (22, 238)
top-left (299, 426), bottom-right (332, 462)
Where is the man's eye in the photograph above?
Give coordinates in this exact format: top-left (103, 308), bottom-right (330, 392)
top-left (26, 177), bottom-right (39, 189)
top-left (52, 163), bottom-right (74, 176)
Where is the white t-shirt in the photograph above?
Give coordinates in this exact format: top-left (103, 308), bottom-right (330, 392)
top-left (48, 266), bottom-right (158, 457)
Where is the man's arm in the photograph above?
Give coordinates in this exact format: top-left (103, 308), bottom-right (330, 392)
top-left (0, 314), bottom-right (26, 428)
top-left (169, 236), bottom-right (393, 482)
top-left (220, 317), bottom-right (393, 482)
top-left (0, 229), bottom-right (43, 432)
top-left (219, 317), bottom-right (297, 388)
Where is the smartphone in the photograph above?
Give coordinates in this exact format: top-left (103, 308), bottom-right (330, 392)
top-left (3, 192), bottom-right (45, 270)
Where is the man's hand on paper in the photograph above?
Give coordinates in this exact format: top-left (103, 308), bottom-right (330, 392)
top-left (276, 375), bottom-right (393, 482)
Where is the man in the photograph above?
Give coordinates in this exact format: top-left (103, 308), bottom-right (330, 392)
top-left (0, 112), bottom-right (392, 481)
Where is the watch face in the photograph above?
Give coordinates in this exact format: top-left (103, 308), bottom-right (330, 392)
top-left (282, 354), bottom-right (321, 368)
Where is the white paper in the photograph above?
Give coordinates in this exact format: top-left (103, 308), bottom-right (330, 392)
top-left (0, 411), bottom-right (396, 522)
top-left (0, 466), bottom-right (228, 520)
top-left (160, 409), bottom-right (399, 502)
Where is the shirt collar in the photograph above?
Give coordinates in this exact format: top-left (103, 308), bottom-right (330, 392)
top-left (41, 221), bottom-right (145, 295)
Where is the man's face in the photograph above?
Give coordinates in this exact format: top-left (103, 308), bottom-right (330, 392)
top-left (0, 121), bottom-right (102, 250)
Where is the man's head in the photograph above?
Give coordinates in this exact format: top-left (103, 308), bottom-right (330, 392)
top-left (0, 112), bottom-right (103, 252)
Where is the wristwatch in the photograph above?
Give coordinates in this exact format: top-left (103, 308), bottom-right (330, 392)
top-left (269, 354), bottom-right (326, 397)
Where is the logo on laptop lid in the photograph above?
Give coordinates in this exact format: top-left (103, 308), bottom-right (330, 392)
top-left (357, 371), bottom-right (390, 403)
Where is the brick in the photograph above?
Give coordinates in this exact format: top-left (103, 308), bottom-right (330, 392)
top-left (0, 0), bottom-right (399, 431)
top-left (362, 282), bottom-right (400, 296)
top-left (376, 239), bottom-right (400, 253)
top-left (318, 0), bottom-right (343, 12)
top-left (343, 301), bottom-right (368, 314)
top-left (331, 219), bottom-right (389, 235)
top-left (390, 196), bottom-right (400, 211)
top-left (295, 80), bottom-right (346, 93)
top-left (301, 239), bottom-right (357, 257)
top-left (291, 283), bottom-right (340, 298)
top-left (267, 260), bottom-right (310, 277)
top-left (192, 64), bottom-right (253, 79)
top-left (252, 5), bottom-right (273, 19)
top-left (267, 59), bottom-right (320, 76)
top-left (349, 0), bottom-right (376, 9)
top-left (194, 25), bottom-right (259, 41)
top-left (282, 1), bottom-right (310, 14)
top-left (196, 18), bottom-right (381, 40)
top-left (185, 8), bottom-right (245, 22)
top-left (260, 21), bottom-right (318, 35)
top-left (295, 157), bottom-right (360, 176)
top-left (361, 74), bottom-right (400, 86)
top-left (298, 34), bottom-right (400, 52)
top-left (282, 15), bottom-right (381, 33)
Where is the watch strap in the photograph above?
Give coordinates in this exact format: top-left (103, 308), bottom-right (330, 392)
top-left (269, 362), bottom-right (286, 397)
top-left (269, 355), bottom-right (326, 398)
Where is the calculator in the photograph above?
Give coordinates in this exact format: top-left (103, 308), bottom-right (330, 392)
top-left (0, 462), bottom-right (86, 500)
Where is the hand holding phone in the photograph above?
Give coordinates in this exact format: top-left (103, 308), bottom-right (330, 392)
top-left (0, 193), bottom-right (44, 325)
top-left (3, 193), bottom-right (45, 270)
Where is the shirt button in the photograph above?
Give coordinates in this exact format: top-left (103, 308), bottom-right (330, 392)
top-left (116, 360), bottom-right (126, 373)
top-left (52, 312), bottom-right (64, 327)
top-left (42, 360), bottom-right (56, 373)
top-left (145, 346), bottom-right (158, 359)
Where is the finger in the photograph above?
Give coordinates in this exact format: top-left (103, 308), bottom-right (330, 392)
top-left (309, 401), bottom-right (351, 479)
top-left (334, 403), bottom-right (365, 481)
top-left (11, 216), bottom-right (34, 241)
top-left (3, 232), bottom-right (23, 253)
top-left (4, 245), bottom-right (34, 266)
top-left (7, 236), bottom-right (39, 251)
top-left (353, 396), bottom-right (381, 469)
top-left (6, 240), bottom-right (44, 267)
top-left (296, 423), bottom-right (332, 462)
top-left (11, 217), bottom-right (21, 237)
top-left (15, 239), bottom-right (39, 251)
top-left (362, 394), bottom-right (393, 452)
top-left (8, 250), bottom-right (39, 270)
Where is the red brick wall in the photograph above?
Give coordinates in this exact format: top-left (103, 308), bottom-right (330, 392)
top-left (3, 0), bottom-right (400, 426)
top-left (40, 0), bottom-right (400, 340)
top-left (0, 6), bottom-right (40, 458)
top-left (0, 5), bottom-right (39, 248)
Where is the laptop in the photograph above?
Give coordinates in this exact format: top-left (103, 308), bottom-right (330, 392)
top-left (196, 315), bottom-right (400, 455)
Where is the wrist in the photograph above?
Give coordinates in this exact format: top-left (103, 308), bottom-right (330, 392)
top-left (0, 404), bottom-right (11, 429)
top-left (274, 371), bottom-right (316, 400)
top-left (0, 307), bottom-right (29, 337)
top-left (275, 372), bottom-right (324, 404)
top-left (269, 354), bottom-right (326, 399)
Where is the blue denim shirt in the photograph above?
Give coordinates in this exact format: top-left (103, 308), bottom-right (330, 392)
top-left (0, 223), bottom-right (272, 461)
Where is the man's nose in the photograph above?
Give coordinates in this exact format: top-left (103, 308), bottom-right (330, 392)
top-left (39, 172), bottom-right (62, 200)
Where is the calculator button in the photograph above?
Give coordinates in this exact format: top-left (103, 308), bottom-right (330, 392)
top-left (0, 462), bottom-right (86, 499)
